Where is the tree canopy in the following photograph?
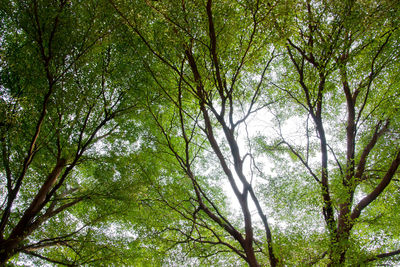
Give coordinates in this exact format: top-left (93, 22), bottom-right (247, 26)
top-left (1, 0), bottom-right (400, 266)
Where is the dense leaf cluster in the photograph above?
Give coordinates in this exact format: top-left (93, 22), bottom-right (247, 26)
top-left (1, 0), bottom-right (399, 266)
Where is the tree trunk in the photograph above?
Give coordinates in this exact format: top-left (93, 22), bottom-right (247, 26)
top-left (0, 239), bottom-right (19, 266)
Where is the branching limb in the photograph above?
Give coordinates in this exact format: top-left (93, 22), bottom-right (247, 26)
top-left (351, 150), bottom-right (400, 222)
top-left (355, 120), bottom-right (390, 181)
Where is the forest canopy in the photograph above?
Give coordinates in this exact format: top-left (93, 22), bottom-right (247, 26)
top-left (1, 0), bottom-right (400, 266)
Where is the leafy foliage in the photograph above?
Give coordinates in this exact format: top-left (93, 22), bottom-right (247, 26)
top-left (1, 0), bottom-right (400, 266)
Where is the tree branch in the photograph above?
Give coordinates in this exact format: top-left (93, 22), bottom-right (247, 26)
top-left (351, 150), bottom-right (400, 221)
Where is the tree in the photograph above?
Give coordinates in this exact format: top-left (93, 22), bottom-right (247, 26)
top-left (276, 0), bottom-right (400, 265)
top-left (109, 0), bottom-right (292, 266)
top-left (0, 0), bottom-right (145, 264)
